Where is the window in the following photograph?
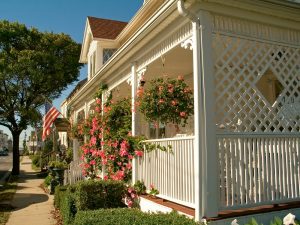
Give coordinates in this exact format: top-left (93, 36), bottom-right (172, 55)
top-left (103, 49), bottom-right (116, 64)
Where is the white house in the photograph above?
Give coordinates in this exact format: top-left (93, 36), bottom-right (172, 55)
top-left (61, 0), bottom-right (300, 224)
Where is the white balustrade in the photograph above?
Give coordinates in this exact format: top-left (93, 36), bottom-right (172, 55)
top-left (218, 133), bottom-right (300, 210)
top-left (137, 136), bottom-right (195, 208)
top-left (64, 160), bottom-right (84, 185)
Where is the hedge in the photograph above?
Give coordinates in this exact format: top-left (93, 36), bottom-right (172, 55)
top-left (73, 208), bottom-right (200, 225)
top-left (54, 180), bottom-right (127, 224)
top-left (60, 186), bottom-right (77, 225)
top-left (54, 185), bottom-right (68, 209)
top-left (74, 179), bottom-right (126, 210)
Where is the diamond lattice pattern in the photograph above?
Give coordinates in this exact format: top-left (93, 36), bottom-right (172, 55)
top-left (213, 34), bottom-right (300, 133)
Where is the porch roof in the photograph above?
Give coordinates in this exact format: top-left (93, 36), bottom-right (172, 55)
top-left (87, 17), bottom-right (127, 40)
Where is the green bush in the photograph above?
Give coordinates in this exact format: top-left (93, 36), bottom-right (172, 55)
top-left (31, 154), bottom-right (41, 168)
top-left (44, 174), bottom-right (52, 187)
top-left (74, 179), bottom-right (126, 210)
top-left (60, 186), bottom-right (77, 225)
top-left (54, 185), bottom-right (68, 209)
top-left (73, 208), bottom-right (199, 225)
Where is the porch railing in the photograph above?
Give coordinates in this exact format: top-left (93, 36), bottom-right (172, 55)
top-left (64, 160), bottom-right (84, 185)
top-left (218, 133), bottom-right (300, 210)
top-left (137, 136), bottom-right (195, 208)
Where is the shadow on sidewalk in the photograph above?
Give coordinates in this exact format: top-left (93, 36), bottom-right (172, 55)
top-left (10, 192), bottom-right (49, 211)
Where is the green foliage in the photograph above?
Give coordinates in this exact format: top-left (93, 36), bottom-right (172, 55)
top-left (133, 180), bottom-right (146, 195)
top-left (0, 20), bottom-right (82, 174)
top-left (60, 187), bottom-right (77, 225)
top-left (44, 174), bottom-right (52, 187)
top-left (48, 161), bottom-right (68, 169)
top-left (74, 180), bottom-right (126, 210)
top-left (104, 97), bottom-right (132, 138)
top-left (31, 154), bottom-right (41, 168)
top-left (73, 208), bottom-right (200, 225)
top-left (54, 185), bottom-right (68, 209)
top-left (64, 148), bottom-right (73, 164)
top-left (138, 76), bottom-right (194, 126)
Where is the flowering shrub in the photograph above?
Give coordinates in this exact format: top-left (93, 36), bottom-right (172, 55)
top-left (138, 76), bottom-right (193, 126)
top-left (78, 85), bottom-right (147, 183)
top-left (149, 184), bottom-right (159, 197)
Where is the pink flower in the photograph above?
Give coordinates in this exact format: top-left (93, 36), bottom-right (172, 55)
top-left (131, 193), bottom-right (137, 199)
top-left (126, 163), bottom-right (132, 170)
top-left (103, 106), bottom-right (111, 113)
top-left (96, 98), bottom-right (101, 105)
top-left (177, 75), bottom-right (184, 81)
top-left (127, 200), bottom-right (133, 208)
top-left (150, 184), bottom-right (155, 189)
top-left (102, 159), bottom-right (107, 165)
top-left (128, 154), bottom-right (133, 160)
top-left (128, 187), bottom-right (134, 193)
top-left (90, 136), bottom-right (97, 145)
top-left (90, 160), bottom-right (96, 165)
top-left (137, 88), bottom-right (144, 97)
top-left (168, 87), bottom-right (174, 93)
top-left (159, 99), bottom-right (165, 104)
top-left (180, 111), bottom-right (187, 117)
top-left (101, 141), bottom-right (105, 146)
top-left (171, 100), bottom-right (177, 106)
top-left (135, 150), bottom-right (143, 157)
top-left (120, 148), bottom-right (128, 157)
top-left (112, 141), bottom-right (118, 148)
top-left (95, 106), bottom-right (101, 112)
top-left (180, 112), bottom-right (186, 117)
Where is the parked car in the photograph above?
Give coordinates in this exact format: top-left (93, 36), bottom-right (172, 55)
top-left (0, 150), bottom-right (8, 156)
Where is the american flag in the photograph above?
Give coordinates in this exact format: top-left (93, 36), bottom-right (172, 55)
top-left (42, 105), bottom-right (61, 141)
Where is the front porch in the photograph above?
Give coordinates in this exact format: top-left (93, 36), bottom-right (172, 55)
top-left (65, 0), bottom-right (300, 223)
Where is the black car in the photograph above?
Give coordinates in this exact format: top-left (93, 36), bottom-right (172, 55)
top-left (0, 150), bottom-right (8, 156)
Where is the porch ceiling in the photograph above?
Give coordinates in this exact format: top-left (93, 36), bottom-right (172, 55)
top-left (143, 45), bottom-right (193, 78)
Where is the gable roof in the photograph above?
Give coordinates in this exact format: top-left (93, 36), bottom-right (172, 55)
top-left (87, 16), bottom-right (128, 40)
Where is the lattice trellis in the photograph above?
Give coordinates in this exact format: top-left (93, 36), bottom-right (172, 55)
top-left (213, 34), bottom-right (300, 133)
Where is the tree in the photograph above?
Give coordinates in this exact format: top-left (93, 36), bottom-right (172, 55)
top-left (0, 20), bottom-right (82, 175)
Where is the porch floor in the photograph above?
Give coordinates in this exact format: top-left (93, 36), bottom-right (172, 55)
top-left (141, 195), bottom-right (300, 221)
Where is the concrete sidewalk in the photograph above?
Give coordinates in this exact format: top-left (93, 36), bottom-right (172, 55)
top-left (5, 156), bottom-right (55, 225)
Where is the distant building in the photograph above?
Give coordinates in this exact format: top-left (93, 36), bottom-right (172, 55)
top-left (0, 130), bottom-right (9, 149)
top-left (27, 130), bottom-right (42, 154)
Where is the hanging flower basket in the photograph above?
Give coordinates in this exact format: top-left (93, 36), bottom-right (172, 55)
top-left (138, 76), bottom-right (194, 126)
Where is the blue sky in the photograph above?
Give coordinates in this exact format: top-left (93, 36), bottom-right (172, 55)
top-left (0, 0), bottom-right (143, 140)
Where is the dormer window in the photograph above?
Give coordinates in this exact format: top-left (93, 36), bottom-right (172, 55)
top-left (103, 48), bottom-right (116, 64)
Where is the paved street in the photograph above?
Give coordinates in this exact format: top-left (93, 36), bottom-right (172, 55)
top-left (0, 152), bottom-right (12, 181)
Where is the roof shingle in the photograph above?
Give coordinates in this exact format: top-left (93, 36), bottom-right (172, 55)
top-left (88, 16), bottom-right (127, 40)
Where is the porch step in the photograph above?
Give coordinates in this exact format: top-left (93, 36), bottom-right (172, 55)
top-left (210, 201), bottom-right (300, 221)
top-left (139, 195), bottom-right (195, 218)
top-left (139, 195), bottom-right (300, 224)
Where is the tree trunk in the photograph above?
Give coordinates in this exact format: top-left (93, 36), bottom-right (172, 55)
top-left (12, 131), bottom-right (21, 175)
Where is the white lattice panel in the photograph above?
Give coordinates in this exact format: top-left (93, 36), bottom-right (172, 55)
top-left (213, 34), bottom-right (300, 133)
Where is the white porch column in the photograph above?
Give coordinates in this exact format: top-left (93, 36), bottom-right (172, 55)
top-left (84, 102), bottom-right (88, 144)
top-left (131, 62), bottom-right (138, 184)
top-left (192, 20), bottom-right (203, 222)
top-left (192, 10), bottom-right (218, 220)
top-left (199, 11), bottom-right (219, 218)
